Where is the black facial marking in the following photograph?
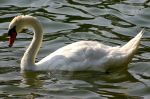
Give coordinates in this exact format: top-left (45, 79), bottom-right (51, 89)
top-left (8, 26), bottom-right (16, 36)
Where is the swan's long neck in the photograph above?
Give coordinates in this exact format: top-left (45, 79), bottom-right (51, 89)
top-left (21, 17), bottom-right (43, 70)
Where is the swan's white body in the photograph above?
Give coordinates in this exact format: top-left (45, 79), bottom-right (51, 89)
top-left (8, 15), bottom-right (144, 72)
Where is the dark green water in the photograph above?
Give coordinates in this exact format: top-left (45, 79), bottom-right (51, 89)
top-left (0, 0), bottom-right (150, 99)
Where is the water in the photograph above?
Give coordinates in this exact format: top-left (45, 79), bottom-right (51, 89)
top-left (0, 0), bottom-right (150, 98)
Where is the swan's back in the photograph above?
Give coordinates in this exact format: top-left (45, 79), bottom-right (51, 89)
top-left (36, 41), bottom-right (123, 72)
top-left (36, 29), bottom-right (144, 72)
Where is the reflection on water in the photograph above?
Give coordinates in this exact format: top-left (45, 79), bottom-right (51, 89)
top-left (0, 0), bottom-right (150, 98)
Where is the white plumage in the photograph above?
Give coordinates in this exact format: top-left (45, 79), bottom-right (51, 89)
top-left (8, 15), bottom-right (144, 72)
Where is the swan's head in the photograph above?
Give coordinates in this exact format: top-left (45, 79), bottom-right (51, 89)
top-left (7, 15), bottom-right (25, 47)
top-left (8, 15), bottom-right (41, 47)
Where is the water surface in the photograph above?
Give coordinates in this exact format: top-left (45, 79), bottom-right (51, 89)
top-left (0, 0), bottom-right (150, 99)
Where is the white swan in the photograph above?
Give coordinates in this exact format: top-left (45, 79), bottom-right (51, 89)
top-left (7, 15), bottom-right (144, 72)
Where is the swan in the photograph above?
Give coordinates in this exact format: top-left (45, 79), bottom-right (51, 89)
top-left (7, 15), bottom-right (144, 72)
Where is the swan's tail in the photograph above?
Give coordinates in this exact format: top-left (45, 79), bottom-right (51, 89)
top-left (120, 29), bottom-right (144, 54)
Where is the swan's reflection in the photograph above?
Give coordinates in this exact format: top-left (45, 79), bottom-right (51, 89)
top-left (20, 69), bottom-right (136, 88)
top-left (20, 71), bottom-right (44, 88)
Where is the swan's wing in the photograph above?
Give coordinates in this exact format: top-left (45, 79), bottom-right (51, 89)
top-left (36, 41), bottom-right (120, 71)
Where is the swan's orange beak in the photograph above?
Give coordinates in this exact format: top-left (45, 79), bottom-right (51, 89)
top-left (8, 32), bottom-right (17, 47)
top-left (8, 26), bottom-right (17, 47)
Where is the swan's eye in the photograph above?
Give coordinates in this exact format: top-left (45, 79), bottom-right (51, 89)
top-left (8, 26), bottom-right (16, 36)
